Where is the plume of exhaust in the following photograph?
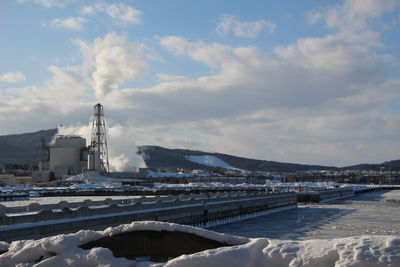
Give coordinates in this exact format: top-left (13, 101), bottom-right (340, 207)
top-left (107, 124), bottom-right (147, 172)
top-left (76, 33), bottom-right (147, 98)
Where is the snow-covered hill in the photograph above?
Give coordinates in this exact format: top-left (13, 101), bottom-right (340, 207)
top-left (185, 155), bottom-right (238, 170)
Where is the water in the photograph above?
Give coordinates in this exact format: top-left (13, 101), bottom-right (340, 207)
top-left (210, 190), bottom-right (400, 240)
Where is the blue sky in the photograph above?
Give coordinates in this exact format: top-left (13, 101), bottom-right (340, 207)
top-left (1, 0), bottom-right (334, 87)
top-left (1, 0), bottom-right (400, 167)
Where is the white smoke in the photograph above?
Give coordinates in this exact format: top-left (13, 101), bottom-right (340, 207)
top-left (107, 124), bottom-right (146, 172)
top-left (57, 123), bottom-right (146, 172)
top-left (76, 33), bottom-right (147, 97)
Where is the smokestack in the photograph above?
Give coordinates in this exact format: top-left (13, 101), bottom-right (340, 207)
top-left (88, 103), bottom-right (110, 174)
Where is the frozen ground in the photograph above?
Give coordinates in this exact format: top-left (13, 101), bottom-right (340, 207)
top-left (211, 190), bottom-right (400, 240)
top-left (0, 196), bottom-right (142, 207)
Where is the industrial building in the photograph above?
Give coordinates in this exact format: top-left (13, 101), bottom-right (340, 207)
top-left (47, 135), bottom-right (87, 178)
top-left (33, 103), bottom-right (110, 181)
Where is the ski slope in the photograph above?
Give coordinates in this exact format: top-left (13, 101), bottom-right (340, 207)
top-left (186, 155), bottom-right (238, 170)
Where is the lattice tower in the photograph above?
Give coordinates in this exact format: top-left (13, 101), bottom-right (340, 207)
top-left (90, 103), bottom-right (110, 174)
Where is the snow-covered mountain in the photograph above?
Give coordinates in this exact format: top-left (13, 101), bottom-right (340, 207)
top-left (138, 145), bottom-right (337, 172)
top-left (185, 155), bottom-right (239, 170)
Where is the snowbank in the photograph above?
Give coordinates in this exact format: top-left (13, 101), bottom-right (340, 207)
top-left (0, 221), bottom-right (246, 266)
top-left (0, 221), bottom-right (399, 266)
top-left (167, 235), bottom-right (400, 267)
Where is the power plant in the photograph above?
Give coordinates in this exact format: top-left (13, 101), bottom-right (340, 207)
top-left (34, 103), bottom-right (110, 181)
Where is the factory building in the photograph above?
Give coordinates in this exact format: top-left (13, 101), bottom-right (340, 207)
top-left (48, 135), bottom-right (88, 178)
top-left (35, 135), bottom-right (88, 180)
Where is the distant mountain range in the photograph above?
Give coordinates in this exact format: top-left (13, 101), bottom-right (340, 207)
top-left (137, 145), bottom-right (338, 172)
top-left (0, 129), bottom-right (57, 165)
top-left (0, 129), bottom-right (399, 172)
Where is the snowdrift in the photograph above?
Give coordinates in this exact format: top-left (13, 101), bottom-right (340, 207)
top-left (0, 221), bottom-right (399, 266)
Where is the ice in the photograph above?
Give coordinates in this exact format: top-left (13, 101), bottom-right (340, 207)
top-left (211, 190), bottom-right (400, 240)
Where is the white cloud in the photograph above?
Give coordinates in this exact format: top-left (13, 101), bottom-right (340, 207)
top-left (0, 72), bottom-right (26, 83)
top-left (16, 0), bottom-right (71, 8)
top-left (47, 17), bottom-right (86, 30)
top-left (100, 26), bottom-right (399, 165)
top-left (81, 2), bottom-right (141, 26)
top-left (216, 15), bottom-right (276, 38)
top-left (160, 36), bottom-right (232, 69)
top-left (2, 65), bottom-right (91, 116)
top-left (308, 0), bottom-right (400, 32)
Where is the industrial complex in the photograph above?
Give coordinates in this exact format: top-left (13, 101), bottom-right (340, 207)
top-left (33, 103), bottom-right (111, 181)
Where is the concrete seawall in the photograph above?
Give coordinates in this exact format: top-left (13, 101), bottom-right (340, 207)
top-left (296, 188), bottom-right (354, 203)
top-left (0, 192), bottom-right (297, 242)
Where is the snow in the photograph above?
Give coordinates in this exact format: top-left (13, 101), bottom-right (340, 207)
top-left (164, 235), bottom-right (400, 267)
top-left (1, 221), bottom-right (399, 266)
top-left (0, 196), bottom-right (141, 208)
top-left (147, 171), bottom-right (194, 178)
top-left (102, 221), bottom-right (248, 245)
top-left (0, 221), bottom-right (246, 266)
top-left (0, 242), bottom-right (9, 252)
top-left (66, 173), bottom-right (123, 186)
top-left (68, 182), bottom-right (122, 189)
top-left (186, 155), bottom-right (238, 170)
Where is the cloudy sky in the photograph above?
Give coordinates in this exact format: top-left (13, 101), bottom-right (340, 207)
top-left (1, 0), bottom-right (400, 167)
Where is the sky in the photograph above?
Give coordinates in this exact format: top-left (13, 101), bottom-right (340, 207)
top-left (1, 0), bottom-right (400, 167)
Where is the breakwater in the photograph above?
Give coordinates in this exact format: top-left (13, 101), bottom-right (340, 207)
top-left (296, 188), bottom-right (354, 203)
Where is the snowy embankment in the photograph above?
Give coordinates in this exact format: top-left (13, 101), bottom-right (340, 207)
top-left (0, 221), bottom-right (399, 267)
